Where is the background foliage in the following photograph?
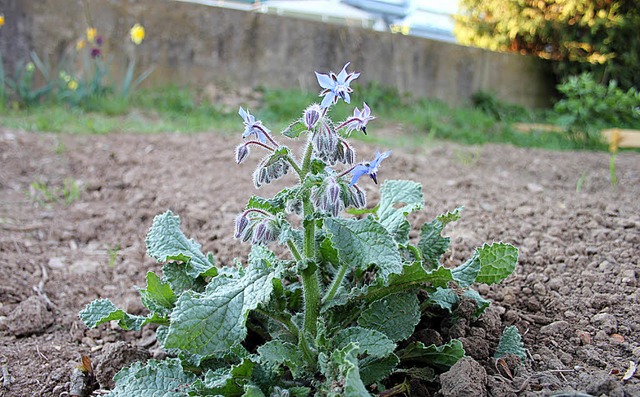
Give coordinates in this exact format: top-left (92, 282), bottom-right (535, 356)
top-left (455, 0), bottom-right (640, 90)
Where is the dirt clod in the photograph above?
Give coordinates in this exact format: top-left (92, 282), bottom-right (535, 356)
top-left (92, 341), bottom-right (151, 389)
top-left (6, 296), bottom-right (54, 337)
top-left (440, 357), bottom-right (487, 397)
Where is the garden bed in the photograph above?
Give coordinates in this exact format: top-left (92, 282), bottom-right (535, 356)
top-left (0, 128), bottom-right (639, 396)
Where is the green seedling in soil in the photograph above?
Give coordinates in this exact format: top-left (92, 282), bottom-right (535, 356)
top-left (107, 245), bottom-right (120, 268)
top-left (29, 177), bottom-right (81, 206)
top-left (80, 63), bottom-right (519, 396)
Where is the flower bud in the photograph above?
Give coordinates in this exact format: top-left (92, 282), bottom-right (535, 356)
top-left (325, 182), bottom-right (343, 216)
top-left (235, 144), bottom-right (250, 164)
top-left (349, 185), bottom-right (366, 208)
top-left (234, 213), bottom-right (249, 239)
top-left (344, 144), bottom-right (355, 165)
top-left (304, 104), bottom-right (322, 130)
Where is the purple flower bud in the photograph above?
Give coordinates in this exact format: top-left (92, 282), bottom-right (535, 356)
top-left (234, 213), bottom-right (250, 239)
top-left (325, 182), bottom-right (343, 216)
top-left (96, 36), bottom-right (103, 46)
top-left (252, 221), bottom-right (268, 244)
top-left (90, 48), bottom-right (101, 58)
top-left (304, 104), bottom-right (322, 130)
top-left (344, 144), bottom-right (355, 165)
top-left (349, 185), bottom-right (367, 208)
top-left (236, 144), bottom-right (250, 164)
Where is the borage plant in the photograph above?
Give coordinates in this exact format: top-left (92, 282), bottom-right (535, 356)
top-left (80, 63), bottom-right (518, 396)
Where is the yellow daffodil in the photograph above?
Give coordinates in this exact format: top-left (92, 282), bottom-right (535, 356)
top-left (76, 39), bottom-right (86, 51)
top-left (68, 80), bottom-right (78, 91)
top-left (130, 23), bottom-right (145, 45)
top-left (86, 27), bottom-right (97, 43)
top-left (0, 14), bottom-right (5, 28)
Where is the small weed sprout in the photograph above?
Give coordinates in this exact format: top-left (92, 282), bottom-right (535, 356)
top-left (80, 64), bottom-right (519, 396)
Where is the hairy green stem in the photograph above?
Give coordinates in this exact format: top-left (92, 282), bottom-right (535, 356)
top-left (301, 140), bottom-right (314, 175)
top-left (301, 198), bottom-right (320, 337)
top-left (285, 155), bottom-right (303, 180)
top-left (287, 239), bottom-right (302, 262)
top-left (322, 261), bottom-right (349, 304)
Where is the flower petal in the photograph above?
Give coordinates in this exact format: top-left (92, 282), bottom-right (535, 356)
top-left (320, 92), bottom-right (336, 108)
top-left (315, 72), bottom-right (335, 89)
top-left (349, 164), bottom-right (369, 186)
top-left (336, 62), bottom-right (351, 83)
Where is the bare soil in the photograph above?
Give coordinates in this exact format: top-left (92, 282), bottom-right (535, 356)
top-left (0, 128), bottom-right (639, 396)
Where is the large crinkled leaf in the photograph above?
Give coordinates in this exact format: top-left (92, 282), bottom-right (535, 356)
top-left (324, 216), bottom-right (402, 281)
top-left (358, 292), bottom-right (420, 342)
top-left (163, 258), bottom-right (277, 358)
top-left (359, 354), bottom-right (400, 385)
top-left (328, 343), bottom-right (371, 397)
top-left (107, 358), bottom-right (196, 397)
top-left (145, 211), bottom-right (217, 278)
top-left (188, 358), bottom-right (255, 396)
top-left (495, 325), bottom-right (526, 361)
top-left (258, 340), bottom-right (305, 378)
top-left (377, 180), bottom-right (424, 245)
top-left (452, 242), bottom-right (518, 288)
top-left (334, 327), bottom-right (396, 358)
top-left (322, 262), bottom-right (452, 316)
top-left (80, 299), bottom-right (147, 330)
top-left (418, 207), bottom-right (462, 268)
top-left (162, 261), bottom-right (206, 296)
top-left (138, 271), bottom-right (176, 317)
top-left (397, 340), bottom-right (465, 371)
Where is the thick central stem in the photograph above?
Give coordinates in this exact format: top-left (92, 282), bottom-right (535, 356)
top-left (298, 141), bottom-right (321, 363)
top-left (301, 193), bottom-right (320, 338)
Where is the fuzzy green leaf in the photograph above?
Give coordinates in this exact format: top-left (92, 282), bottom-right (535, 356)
top-left (258, 340), bottom-right (305, 378)
top-left (108, 358), bottom-right (196, 397)
top-left (138, 272), bottom-right (176, 316)
top-left (397, 340), bottom-right (465, 371)
top-left (463, 289), bottom-right (491, 316)
top-left (418, 207), bottom-right (462, 267)
top-left (377, 180), bottom-right (424, 245)
top-left (79, 299), bottom-right (146, 330)
top-left (495, 325), bottom-right (526, 361)
top-left (334, 327), bottom-right (396, 358)
top-left (163, 259), bottom-right (276, 358)
top-left (328, 343), bottom-right (371, 397)
top-left (427, 288), bottom-right (459, 312)
top-left (452, 242), bottom-right (518, 287)
top-left (242, 385), bottom-right (266, 397)
top-left (282, 119), bottom-right (307, 138)
top-left (324, 216), bottom-right (402, 281)
top-left (145, 211), bottom-right (217, 278)
top-left (359, 354), bottom-right (400, 385)
top-left (189, 358), bottom-right (255, 396)
top-left (358, 292), bottom-right (420, 342)
top-left (475, 242), bottom-right (518, 284)
top-left (162, 261), bottom-right (206, 296)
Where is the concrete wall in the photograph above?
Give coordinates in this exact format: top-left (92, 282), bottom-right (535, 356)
top-left (0, 0), bottom-right (555, 108)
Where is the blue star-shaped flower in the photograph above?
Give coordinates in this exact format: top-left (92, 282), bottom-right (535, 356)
top-left (315, 62), bottom-right (361, 108)
top-left (349, 150), bottom-right (391, 186)
top-left (343, 102), bottom-right (375, 135)
top-left (239, 107), bottom-right (269, 143)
